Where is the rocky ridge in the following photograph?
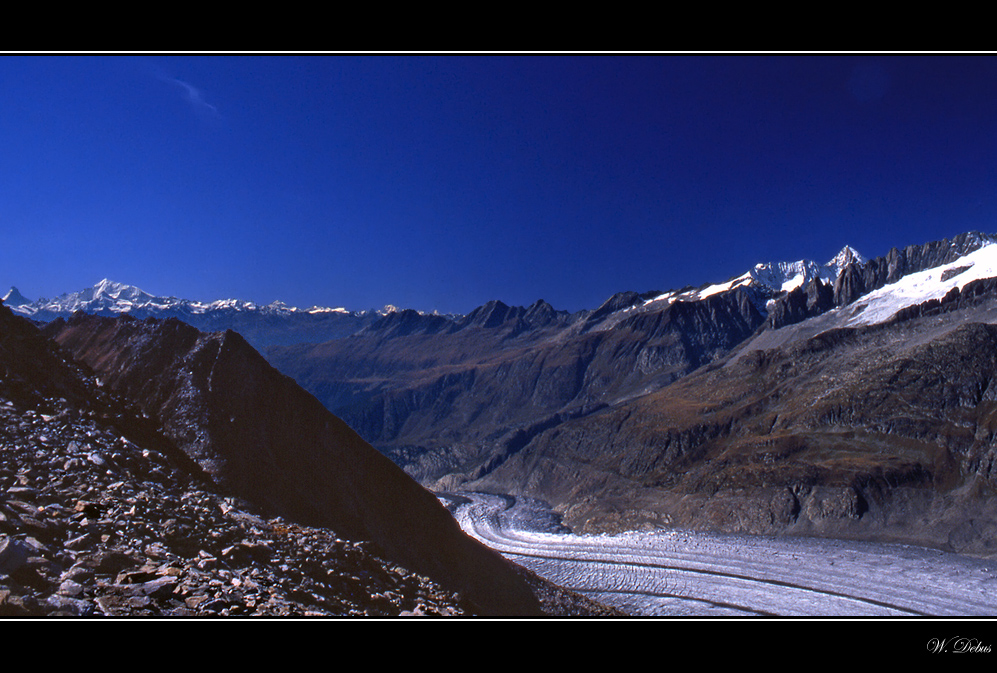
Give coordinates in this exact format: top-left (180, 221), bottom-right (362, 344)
top-left (766, 231), bottom-right (997, 330)
top-left (0, 302), bottom-right (469, 616)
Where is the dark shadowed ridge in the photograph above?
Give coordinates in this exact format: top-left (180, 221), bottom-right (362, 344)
top-left (266, 287), bottom-right (768, 490)
top-left (43, 312), bottom-right (546, 616)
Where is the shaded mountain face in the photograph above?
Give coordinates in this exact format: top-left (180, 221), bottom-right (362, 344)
top-left (41, 312), bottom-right (545, 616)
top-left (1, 287), bottom-right (30, 308)
top-left (469, 274), bottom-right (997, 557)
top-left (266, 287), bottom-right (769, 487)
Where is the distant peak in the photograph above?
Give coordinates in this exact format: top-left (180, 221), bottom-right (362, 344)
top-left (2, 286), bottom-right (30, 306)
top-left (89, 279), bottom-right (153, 304)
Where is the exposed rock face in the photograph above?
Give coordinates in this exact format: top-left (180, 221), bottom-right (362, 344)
top-left (765, 278), bottom-right (835, 330)
top-left (579, 291), bottom-right (657, 329)
top-left (469, 285), bottom-right (997, 557)
top-left (763, 232), bottom-right (997, 331)
top-left (833, 231), bottom-right (997, 306)
top-left (41, 312), bottom-right (546, 616)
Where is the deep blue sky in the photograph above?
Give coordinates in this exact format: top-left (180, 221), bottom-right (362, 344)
top-left (3, 54), bottom-right (997, 314)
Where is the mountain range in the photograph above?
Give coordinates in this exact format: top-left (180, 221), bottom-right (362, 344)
top-left (6, 227), bottom-right (997, 597)
top-left (4, 280), bottom-right (403, 350)
top-left (268, 230), bottom-right (997, 557)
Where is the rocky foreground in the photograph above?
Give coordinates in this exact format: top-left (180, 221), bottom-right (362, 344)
top-left (0, 392), bottom-right (614, 617)
top-left (0, 392), bottom-right (475, 616)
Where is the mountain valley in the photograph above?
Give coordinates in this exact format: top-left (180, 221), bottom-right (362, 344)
top-left (7, 230), bottom-right (997, 616)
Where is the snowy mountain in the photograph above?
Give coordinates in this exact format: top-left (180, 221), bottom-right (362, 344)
top-left (639, 245), bottom-right (866, 309)
top-left (826, 244), bottom-right (867, 273)
top-left (841, 240), bottom-right (997, 327)
top-left (7, 279), bottom-right (355, 321)
top-left (2, 280), bottom-right (396, 350)
top-left (749, 245), bottom-right (866, 293)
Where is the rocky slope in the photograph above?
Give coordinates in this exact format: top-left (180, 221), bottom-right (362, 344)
top-left (267, 288), bottom-right (769, 488)
top-left (1, 304), bottom-right (612, 616)
top-left (0, 396), bottom-right (471, 617)
top-left (469, 274), bottom-right (997, 558)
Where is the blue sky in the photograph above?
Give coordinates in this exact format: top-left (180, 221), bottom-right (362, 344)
top-left (3, 54), bottom-right (997, 314)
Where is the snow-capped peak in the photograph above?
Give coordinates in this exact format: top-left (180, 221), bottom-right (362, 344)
top-left (748, 259), bottom-right (830, 293)
top-left (306, 306), bottom-right (350, 315)
top-left (827, 245), bottom-right (866, 272)
top-left (262, 300), bottom-right (297, 315)
top-left (90, 279), bottom-right (155, 304)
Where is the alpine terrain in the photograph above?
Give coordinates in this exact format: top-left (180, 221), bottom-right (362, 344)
top-left (7, 229), bottom-right (997, 618)
top-left (262, 231), bottom-right (997, 557)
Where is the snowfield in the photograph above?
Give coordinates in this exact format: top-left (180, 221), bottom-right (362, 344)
top-left (443, 492), bottom-right (997, 617)
top-left (845, 241), bottom-right (997, 327)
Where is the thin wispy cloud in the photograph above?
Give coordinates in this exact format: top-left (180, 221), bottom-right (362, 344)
top-left (163, 76), bottom-right (221, 118)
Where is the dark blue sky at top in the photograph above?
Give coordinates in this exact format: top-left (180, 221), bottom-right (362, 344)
top-left (3, 53), bottom-right (997, 315)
